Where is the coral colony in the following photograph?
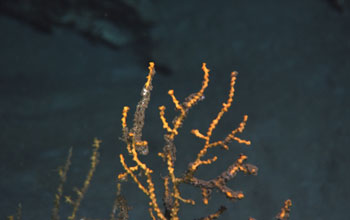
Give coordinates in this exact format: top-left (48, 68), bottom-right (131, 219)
top-left (9, 63), bottom-right (291, 220)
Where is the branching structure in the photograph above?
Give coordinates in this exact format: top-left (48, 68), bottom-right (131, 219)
top-left (7, 62), bottom-right (291, 220)
top-left (118, 62), bottom-right (285, 219)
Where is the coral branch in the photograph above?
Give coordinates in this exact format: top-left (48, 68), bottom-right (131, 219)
top-left (52, 148), bottom-right (72, 220)
top-left (66, 138), bottom-right (101, 220)
top-left (126, 62), bottom-right (156, 155)
top-left (197, 206), bottom-right (227, 220)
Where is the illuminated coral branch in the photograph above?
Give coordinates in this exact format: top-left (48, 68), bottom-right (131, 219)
top-left (121, 62), bottom-right (156, 156)
top-left (156, 63), bottom-right (213, 219)
top-left (174, 69), bottom-right (257, 207)
top-left (118, 62), bottom-right (167, 220)
top-left (158, 63), bottom-right (209, 142)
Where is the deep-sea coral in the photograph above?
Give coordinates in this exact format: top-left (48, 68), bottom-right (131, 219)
top-left (117, 62), bottom-right (291, 220)
top-left (8, 62), bottom-right (291, 220)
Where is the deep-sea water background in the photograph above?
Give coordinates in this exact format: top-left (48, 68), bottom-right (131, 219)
top-left (1, 0), bottom-right (349, 219)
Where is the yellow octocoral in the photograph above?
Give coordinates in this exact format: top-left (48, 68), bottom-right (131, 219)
top-left (117, 62), bottom-right (289, 220)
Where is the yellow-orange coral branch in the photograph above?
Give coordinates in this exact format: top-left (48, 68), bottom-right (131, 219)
top-left (206, 71), bottom-right (237, 141)
top-left (121, 106), bottom-right (130, 128)
top-left (145, 62), bottom-right (155, 89)
top-left (191, 129), bottom-right (209, 140)
top-left (168, 90), bottom-right (184, 112)
top-left (159, 106), bottom-right (177, 135)
top-left (148, 208), bottom-right (156, 220)
top-left (166, 153), bottom-right (181, 219)
top-left (190, 156), bottom-right (218, 172)
top-left (207, 141), bottom-right (229, 150)
top-left (119, 154), bottom-right (149, 195)
top-left (232, 136), bottom-right (251, 145)
top-left (146, 174), bottom-right (167, 220)
top-left (230, 115), bottom-right (248, 135)
top-left (131, 148), bottom-right (152, 174)
top-left (224, 115), bottom-right (251, 146)
top-left (201, 156), bottom-right (218, 165)
top-left (186, 63), bottom-right (210, 108)
top-left (174, 193), bottom-right (195, 205)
